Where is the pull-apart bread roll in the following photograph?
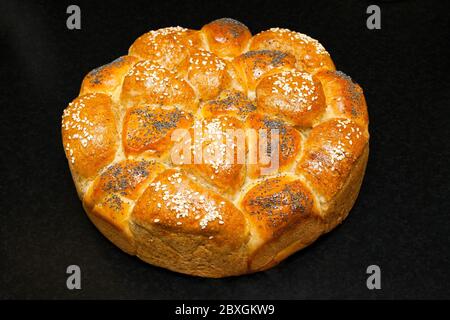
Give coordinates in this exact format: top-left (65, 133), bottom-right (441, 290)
top-left (62, 18), bottom-right (369, 277)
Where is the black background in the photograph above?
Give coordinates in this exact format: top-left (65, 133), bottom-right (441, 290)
top-left (1, 0), bottom-right (449, 299)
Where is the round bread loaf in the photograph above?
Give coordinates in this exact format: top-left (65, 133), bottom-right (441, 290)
top-left (62, 18), bottom-right (369, 277)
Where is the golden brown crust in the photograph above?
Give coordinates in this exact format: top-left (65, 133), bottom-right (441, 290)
top-left (129, 27), bottom-right (202, 69)
top-left (120, 60), bottom-right (198, 112)
top-left (232, 50), bottom-right (296, 92)
top-left (296, 118), bottom-right (369, 202)
top-left (256, 70), bottom-right (326, 127)
top-left (132, 169), bottom-right (246, 235)
top-left (241, 176), bottom-right (319, 239)
top-left (84, 159), bottom-right (164, 216)
top-left (85, 159), bottom-right (165, 206)
top-left (80, 55), bottom-right (139, 96)
top-left (62, 93), bottom-right (118, 178)
top-left (83, 159), bottom-right (166, 255)
top-left (240, 176), bottom-right (322, 270)
top-left (122, 105), bottom-right (193, 157)
top-left (245, 113), bottom-right (303, 178)
top-left (315, 70), bottom-right (369, 128)
top-left (85, 203), bottom-right (136, 255)
top-left (201, 89), bottom-right (256, 119)
top-left (177, 115), bottom-right (246, 193)
top-left (201, 18), bottom-right (252, 58)
top-left (321, 144), bottom-right (369, 231)
top-left (250, 28), bottom-right (335, 74)
top-left (62, 18), bottom-right (370, 278)
top-left (177, 49), bottom-right (231, 100)
top-left (130, 168), bottom-right (249, 277)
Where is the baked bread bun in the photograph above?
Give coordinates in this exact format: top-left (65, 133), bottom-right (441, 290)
top-left (62, 18), bottom-right (369, 277)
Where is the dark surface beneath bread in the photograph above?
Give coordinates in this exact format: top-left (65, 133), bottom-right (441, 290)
top-left (1, 0), bottom-right (449, 299)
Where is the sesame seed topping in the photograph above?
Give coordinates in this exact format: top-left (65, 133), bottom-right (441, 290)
top-left (188, 49), bottom-right (226, 73)
top-left (126, 60), bottom-right (192, 102)
top-left (62, 94), bottom-right (100, 163)
top-left (267, 28), bottom-right (329, 55)
top-left (190, 118), bottom-right (236, 174)
top-left (139, 27), bottom-right (191, 59)
top-left (268, 71), bottom-right (318, 110)
top-left (150, 172), bottom-right (226, 229)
